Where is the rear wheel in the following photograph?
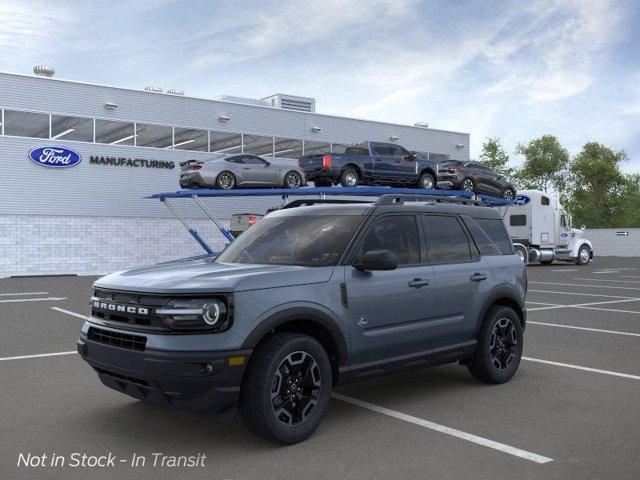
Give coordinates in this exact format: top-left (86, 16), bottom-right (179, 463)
top-left (340, 168), bottom-right (359, 187)
top-left (418, 172), bottom-right (435, 189)
top-left (467, 306), bottom-right (523, 384)
top-left (576, 245), bottom-right (591, 265)
top-left (284, 171), bottom-right (303, 189)
top-left (462, 178), bottom-right (475, 192)
top-left (502, 187), bottom-right (516, 200)
top-left (240, 333), bottom-right (332, 444)
top-left (215, 171), bottom-right (236, 190)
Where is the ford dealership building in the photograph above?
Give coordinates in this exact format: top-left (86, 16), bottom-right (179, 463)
top-left (0, 69), bottom-right (470, 276)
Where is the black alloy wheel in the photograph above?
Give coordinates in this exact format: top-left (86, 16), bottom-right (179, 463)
top-left (462, 178), bottom-right (475, 192)
top-left (503, 188), bottom-right (516, 200)
top-left (489, 317), bottom-right (518, 371)
top-left (216, 171), bottom-right (236, 189)
top-left (271, 351), bottom-right (321, 426)
top-left (284, 171), bottom-right (303, 189)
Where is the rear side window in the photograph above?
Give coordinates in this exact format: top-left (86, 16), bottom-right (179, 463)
top-left (510, 215), bottom-right (526, 226)
top-left (345, 146), bottom-right (370, 156)
top-left (361, 215), bottom-right (420, 265)
top-left (475, 218), bottom-right (513, 255)
top-left (423, 215), bottom-right (471, 264)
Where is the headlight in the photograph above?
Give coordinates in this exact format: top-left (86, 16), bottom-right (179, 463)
top-left (157, 298), bottom-right (230, 331)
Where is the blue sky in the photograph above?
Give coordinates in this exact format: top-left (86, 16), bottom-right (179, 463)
top-left (1, 0), bottom-right (639, 171)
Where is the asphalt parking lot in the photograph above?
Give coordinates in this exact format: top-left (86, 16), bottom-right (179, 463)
top-left (2, 257), bottom-right (640, 480)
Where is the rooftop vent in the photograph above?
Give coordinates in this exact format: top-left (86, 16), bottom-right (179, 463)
top-left (144, 85), bottom-right (163, 93)
top-left (33, 65), bottom-right (55, 77)
top-left (167, 89), bottom-right (185, 96)
top-left (414, 122), bottom-right (429, 128)
top-left (263, 94), bottom-right (316, 113)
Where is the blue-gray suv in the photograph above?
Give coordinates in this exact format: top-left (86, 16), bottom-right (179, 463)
top-left (77, 194), bottom-right (527, 444)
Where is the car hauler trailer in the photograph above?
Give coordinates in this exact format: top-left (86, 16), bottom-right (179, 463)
top-left (147, 186), bottom-right (513, 257)
top-left (499, 189), bottom-right (593, 266)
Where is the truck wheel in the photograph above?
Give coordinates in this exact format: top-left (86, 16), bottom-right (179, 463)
top-left (216, 171), bottom-right (236, 189)
top-left (340, 168), bottom-right (359, 187)
top-left (240, 333), bottom-right (332, 444)
top-left (418, 172), bottom-right (435, 189)
top-left (467, 306), bottom-right (523, 384)
top-left (576, 245), bottom-right (591, 265)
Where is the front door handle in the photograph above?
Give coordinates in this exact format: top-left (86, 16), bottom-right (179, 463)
top-left (242, 167), bottom-right (251, 170)
top-left (470, 273), bottom-right (487, 282)
top-left (408, 278), bottom-right (430, 288)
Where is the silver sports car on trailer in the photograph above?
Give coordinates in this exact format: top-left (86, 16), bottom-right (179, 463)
top-left (179, 154), bottom-right (307, 189)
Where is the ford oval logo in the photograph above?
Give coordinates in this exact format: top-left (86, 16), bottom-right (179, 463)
top-left (514, 195), bottom-right (530, 206)
top-left (28, 146), bottom-right (82, 168)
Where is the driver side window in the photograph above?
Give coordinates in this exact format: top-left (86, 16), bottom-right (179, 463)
top-left (360, 215), bottom-right (420, 265)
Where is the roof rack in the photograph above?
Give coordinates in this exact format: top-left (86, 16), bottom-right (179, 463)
top-left (375, 194), bottom-right (483, 206)
top-left (279, 199), bottom-right (372, 210)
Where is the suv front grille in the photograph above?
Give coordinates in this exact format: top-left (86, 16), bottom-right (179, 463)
top-left (91, 289), bottom-right (168, 331)
top-left (88, 326), bottom-right (146, 351)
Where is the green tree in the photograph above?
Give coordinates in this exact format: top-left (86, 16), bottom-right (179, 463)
top-left (566, 142), bottom-right (629, 228)
top-left (479, 137), bottom-right (513, 177)
top-left (514, 135), bottom-right (569, 192)
top-left (622, 174), bottom-right (640, 227)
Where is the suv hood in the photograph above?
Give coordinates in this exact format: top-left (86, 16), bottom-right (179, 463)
top-left (94, 257), bottom-right (334, 294)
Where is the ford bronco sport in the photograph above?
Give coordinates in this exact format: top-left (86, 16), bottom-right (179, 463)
top-left (77, 194), bottom-right (526, 444)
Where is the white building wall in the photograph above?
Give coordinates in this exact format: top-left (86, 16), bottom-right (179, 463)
top-left (0, 215), bottom-right (230, 277)
top-left (584, 228), bottom-right (640, 257)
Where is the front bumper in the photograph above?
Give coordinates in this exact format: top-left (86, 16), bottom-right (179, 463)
top-left (78, 328), bottom-right (251, 418)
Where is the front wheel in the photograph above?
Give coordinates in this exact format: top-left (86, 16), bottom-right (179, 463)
top-left (502, 187), bottom-right (516, 200)
top-left (284, 171), bottom-right (303, 189)
top-left (240, 333), bottom-right (332, 444)
top-left (467, 306), bottom-right (523, 384)
top-left (215, 171), bottom-right (236, 190)
top-left (462, 178), bottom-right (475, 192)
top-left (418, 172), bottom-right (435, 189)
top-left (576, 245), bottom-right (591, 265)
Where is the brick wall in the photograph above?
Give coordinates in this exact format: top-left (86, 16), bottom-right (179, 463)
top-left (0, 214), bottom-right (230, 277)
top-left (584, 228), bottom-right (640, 257)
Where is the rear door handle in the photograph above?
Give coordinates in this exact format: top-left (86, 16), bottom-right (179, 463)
top-left (470, 273), bottom-right (487, 282)
top-left (408, 278), bottom-right (430, 288)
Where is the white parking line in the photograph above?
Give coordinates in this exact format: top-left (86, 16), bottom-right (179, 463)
top-left (574, 306), bottom-right (640, 315)
top-left (0, 351), bottom-right (77, 362)
top-left (552, 269), bottom-right (578, 272)
top-left (526, 302), bottom-right (560, 306)
top-left (527, 298), bottom-right (640, 312)
top-left (0, 292), bottom-right (49, 296)
top-left (620, 275), bottom-right (640, 279)
top-left (332, 393), bottom-right (553, 464)
top-left (50, 307), bottom-right (86, 319)
top-left (523, 357), bottom-right (640, 381)
top-left (528, 321), bottom-right (640, 337)
top-left (529, 281), bottom-right (640, 292)
top-left (593, 270), bottom-right (619, 274)
top-left (0, 297), bottom-right (67, 304)
top-left (572, 278), bottom-right (640, 285)
top-left (528, 289), bottom-right (637, 299)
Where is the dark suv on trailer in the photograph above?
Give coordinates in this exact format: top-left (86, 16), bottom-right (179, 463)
top-left (77, 195), bottom-right (527, 444)
top-left (438, 160), bottom-right (517, 199)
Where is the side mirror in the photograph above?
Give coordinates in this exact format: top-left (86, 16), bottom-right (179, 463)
top-left (354, 249), bottom-right (398, 271)
top-left (404, 151), bottom-right (416, 160)
top-left (264, 161), bottom-right (271, 166)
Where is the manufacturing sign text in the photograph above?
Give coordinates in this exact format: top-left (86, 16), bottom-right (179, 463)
top-left (29, 147), bottom-right (82, 168)
top-left (90, 156), bottom-right (175, 169)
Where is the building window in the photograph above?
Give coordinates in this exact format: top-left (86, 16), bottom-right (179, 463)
top-left (243, 134), bottom-right (274, 156)
top-left (3, 110), bottom-right (49, 138)
top-left (273, 137), bottom-right (303, 158)
top-left (95, 119), bottom-right (135, 145)
top-left (51, 114), bottom-right (93, 142)
top-left (210, 131), bottom-right (242, 154)
top-left (173, 127), bottom-right (208, 151)
top-left (136, 123), bottom-right (173, 148)
top-left (303, 140), bottom-right (331, 156)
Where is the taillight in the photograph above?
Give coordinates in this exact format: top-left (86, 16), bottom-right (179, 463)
top-left (322, 154), bottom-right (331, 169)
top-left (247, 215), bottom-right (260, 227)
top-left (193, 164), bottom-right (202, 171)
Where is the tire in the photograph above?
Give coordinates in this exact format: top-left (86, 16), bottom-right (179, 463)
top-left (284, 171), bottom-right (303, 189)
top-left (340, 168), bottom-right (359, 187)
top-left (502, 187), bottom-right (516, 200)
top-left (215, 171), bottom-right (236, 190)
top-left (462, 178), bottom-right (475, 192)
top-left (418, 172), bottom-right (435, 190)
top-left (513, 244), bottom-right (528, 265)
top-left (467, 306), bottom-right (523, 384)
top-left (314, 179), bottom-right (332, 187)
top-left (240, 333), bottom-right (332, 444)
top-left (575, 245), bottom-right (591, 265)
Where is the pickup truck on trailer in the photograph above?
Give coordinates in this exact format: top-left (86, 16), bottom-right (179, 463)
top-left (298, 141), bottom-right (440, 189)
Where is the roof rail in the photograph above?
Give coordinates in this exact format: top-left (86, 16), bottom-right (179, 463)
top-left (375, 194), bottom-right (483, 206)
top-left (280, 199), bottom-right (371, 209)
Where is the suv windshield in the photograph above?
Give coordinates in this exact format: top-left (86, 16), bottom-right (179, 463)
top-left (215, 215), bottom-right (364, 267)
